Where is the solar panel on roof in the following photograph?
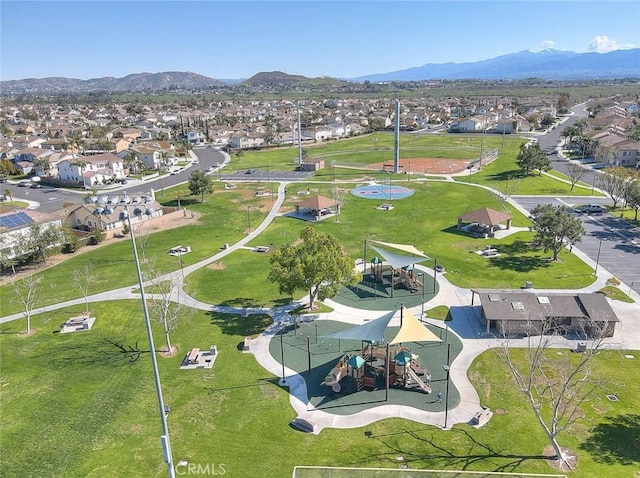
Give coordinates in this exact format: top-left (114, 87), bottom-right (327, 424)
top-left (0, 211), bottom-right (34, 229)
top-left (488, 294), bottom-right (501, 302)
top-left (537, 296), bottom-right (550, 304)
top-left (511, 301), bottom-right (525, 310)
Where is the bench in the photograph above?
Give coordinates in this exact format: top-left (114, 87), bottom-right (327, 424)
top-left (472, 407), bottom-right (493, 427)
top-left (243, 337), bottom-right (251, 352)
top-left (254, 246), bottom-right (270, 253)
top-left (187, 348), bottom-right (200, 364)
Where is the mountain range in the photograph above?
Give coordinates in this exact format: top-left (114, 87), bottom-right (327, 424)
top-left (2, 48), bottom-right (639, 94)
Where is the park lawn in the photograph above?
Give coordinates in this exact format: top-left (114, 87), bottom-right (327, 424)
top-left (184, 248), bottom-right (292, 308)
top-left (0, 184), bottom-right (270, 316)
top-left (543, 169), bottom-right (602, 195)
top-left (233, 133), bottom-right (519, 173)
top-left (1, 301), bottom-right (637, 477)
top-left (186, 181), bottom-right (593, 307)
top-left (470, 348), bottom-right (640, 478)
top-left (456, 150), bottom-right (603, 197)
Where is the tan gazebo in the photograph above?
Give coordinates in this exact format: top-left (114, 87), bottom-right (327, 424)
top-left (295, 194), bottom-right (339, 221)
top-left (457, 207), bottom-right (512, 237)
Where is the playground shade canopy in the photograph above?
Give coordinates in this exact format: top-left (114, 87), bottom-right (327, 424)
top-left (369, 241), bottom-right (429, 258)
top-left (320, 307), bottom-right (441, 345)
top-left (320, 310), bottom-right (396, 342)
top-left (389, 307), bottom-right (442, 344)
top-left (370, 245), bottom-right (430, 269)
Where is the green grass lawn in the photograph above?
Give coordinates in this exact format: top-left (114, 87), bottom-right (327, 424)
top-left (1, 302), bottom-right (637, 477)
top-left (456, 151), bottom-right (604, 197)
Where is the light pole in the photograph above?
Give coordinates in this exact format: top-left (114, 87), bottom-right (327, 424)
top-left (594, 239), bottom-right (603, 275)
top-left (126, 211), bottom-right (175, 477)
top-left (442, 341), bottom-right (451, 429)
top-left (246, 205), bottom-right (252, 234)
top-left (418, 272), bottom-right (425, 321)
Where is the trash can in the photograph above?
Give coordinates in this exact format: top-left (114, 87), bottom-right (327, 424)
top-left (525, 281), bottom-right (533, 289)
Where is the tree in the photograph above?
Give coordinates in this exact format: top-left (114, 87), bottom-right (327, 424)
top-left (625, 178), bottom-right (640, 220)
top-left (530, 204), bottom-right (585, 261)
top-left (268, 227), bottom-right (361, 308)
top-left (187, 170), bottom-right (213, 202)
top-left (145, 263), bottom-right (186, 353)
top-left (560, 125), bottom-right (579, 147)
top-left (493, 176), bottom-right (522, 212)
top-left (516, 143), bottom-right (550, 176)
top-left (496, 315), bottom-right (612, 470)
top-left (72, 264), bottom-right (95, 314)
top-left (11, 274), bottom-right (43, 335)
top-left (599, 167), bottom-right (630, 208)
top-left (27, 223), bottom-right (63, 264)
top-left (565, 163), bottom-right (588, 191)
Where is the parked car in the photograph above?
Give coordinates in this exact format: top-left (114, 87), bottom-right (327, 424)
top-left (245, 168), bottom-right (258, 174)
top-left (29, 183), bottom-right (42, 189)
top-left (577, 204), bottom-right (606, 214)
top-left (18, 180), bottom-right (31, 187)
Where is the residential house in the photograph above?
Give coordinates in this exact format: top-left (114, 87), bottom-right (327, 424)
top-left (57, 152), bottom-right (125, 187)
top-left (228, 133), bottom-right (265, 149)
top-left (186, 131), bottom-right (206, 144)
top-left (66, 191), bottom-right (164, 233)
top-left (0, 208), bottom-right (64, 260)
top-left (591, 131), bottom-right (640, 168)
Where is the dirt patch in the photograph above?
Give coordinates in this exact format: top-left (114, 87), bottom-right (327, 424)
top-left (370, 158), bottom-right (471, 174)
top-left (543, 445), bottom-right (578, 472)
top-left (494, 408), bottom-right (507, 415)
top-left (208, 262), bottom-right (226, 270)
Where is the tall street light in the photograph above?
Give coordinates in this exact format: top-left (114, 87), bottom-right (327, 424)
top-left (247, 205), bottom-right (252, 234)
top-left (126, 211), bottom-right (175, 477)
top-left (442, 341), bottom-right (451, 429)
top-left (418, 272), bottom-right (425, 321)
top-left (594, 239), bottom-right (603, 275)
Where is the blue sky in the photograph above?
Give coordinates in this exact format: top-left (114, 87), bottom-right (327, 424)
top-left (1, 1), bottom-right (639, 81)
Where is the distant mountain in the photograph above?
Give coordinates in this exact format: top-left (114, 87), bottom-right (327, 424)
top-left (240, 71), bottom-right (348, 88)
top-left (1, 71), bottom-right (225, 95)
top-left (352, 49), bottom-right (640, 82)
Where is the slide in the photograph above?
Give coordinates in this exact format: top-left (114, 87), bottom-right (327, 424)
top-left (407, 367), bottom-right (431, 393)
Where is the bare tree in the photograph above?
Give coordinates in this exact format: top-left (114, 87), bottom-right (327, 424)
top-left (145, 262), bottom-right (187, 353)
top-left (565, 163), bottom-right (588, 192)
top-left (493, 176), bottom-right (522, 211)
top-left (11, 274), bottom-right (43, 334)
top-left (72, 264), bottom-right (95, 314)
top-left (599, 167), bottom-right (630, 208)
top-left (134, 221), bottom-right (152, 262)
top-left (495, 315), bottom-right (613, 470)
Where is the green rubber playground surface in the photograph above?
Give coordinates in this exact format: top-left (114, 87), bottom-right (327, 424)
top-left (331, 269), bottom-right (440, 311)
top-left (269, 320), bottom-right (462, 415)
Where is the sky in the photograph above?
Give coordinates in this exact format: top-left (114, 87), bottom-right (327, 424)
top-left (1, 1), bottom-right (639, 81)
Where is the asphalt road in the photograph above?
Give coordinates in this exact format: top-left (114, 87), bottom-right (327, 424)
top-left (512, 196), bottom-right (640, 295)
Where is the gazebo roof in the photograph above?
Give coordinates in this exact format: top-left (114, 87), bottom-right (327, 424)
top-left (457, 207), bottom-right (512, 226)
top-left (297, 194), bottom-right (336, 211)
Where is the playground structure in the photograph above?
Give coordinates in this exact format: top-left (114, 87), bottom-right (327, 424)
top-left (392, 266), bottom-right (423, 292)
top-left (321, 343), bottom-right (432, 396)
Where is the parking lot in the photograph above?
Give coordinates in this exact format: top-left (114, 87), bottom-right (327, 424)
top-left (220, 170), bottom-right (313, 181)
top-left (513, 196), bottom-right (640, 295)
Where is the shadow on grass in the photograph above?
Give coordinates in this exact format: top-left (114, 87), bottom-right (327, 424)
top-left (35, 336), bottom-right (149, 368)
top-left (489, 255), bottom-right (551, 273)
top-left (207, 310), bottom-right (272, 337)
top-left (218, 297), bottom-right (290, 308)
top-left (441, 225), bottom-right (480, 238)
top-left (580, 414), bottom-right (640, 465)
top-left (484, 170), bottom-right (524, 182)
top-left (359, 426), bottom-right (549, 473)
